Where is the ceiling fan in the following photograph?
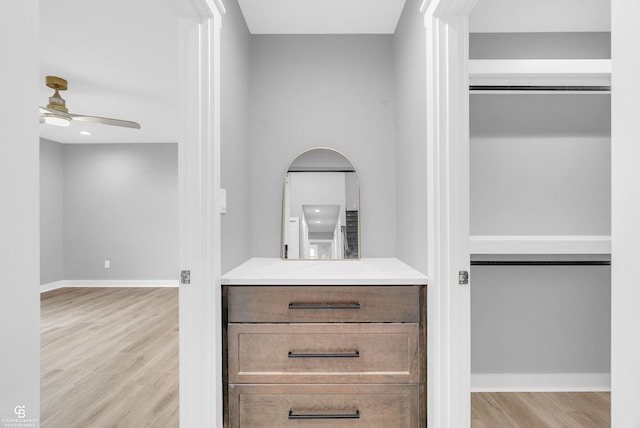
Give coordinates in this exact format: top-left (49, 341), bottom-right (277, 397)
top-left (39, 76), bottom-right (141, 129)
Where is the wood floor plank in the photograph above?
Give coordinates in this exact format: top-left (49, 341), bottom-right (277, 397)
top-left (471, 391), bottom-right (611, 428)
top-left (41, 287), bottom-right (178, 428)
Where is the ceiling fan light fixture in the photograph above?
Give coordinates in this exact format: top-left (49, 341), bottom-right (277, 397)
top-left (41, 113), bottom-right (72, 127)
top-left (40, 75), bottom-right (141, 130)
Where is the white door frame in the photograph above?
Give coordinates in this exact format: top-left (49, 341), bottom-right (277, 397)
top-left (421, 2), bottom-right (640, 427)
top-left (169, 0), bottom-right (225, 426)
top-left (172, 0), bottom-right (479, 425)
top-left (422, 0), bottom-right (477, 426)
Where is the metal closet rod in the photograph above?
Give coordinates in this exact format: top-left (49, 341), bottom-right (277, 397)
top-left (469, 85), bottom-right (611, 92)
top-left (470, 260), bottom-right (611, 266)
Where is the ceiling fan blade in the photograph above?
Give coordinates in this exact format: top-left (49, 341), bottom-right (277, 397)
top-left (41, 106), bottom-right (140, 129)
top-left (69, 113), bottom-right (141, 129)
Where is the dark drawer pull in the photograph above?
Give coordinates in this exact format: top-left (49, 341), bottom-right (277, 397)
top-left (288, 410), bottom-right (360, 420)
top-left (288, 350), bottom-right (360, 359)
top-left (288, 302), bottom-right (361, 310)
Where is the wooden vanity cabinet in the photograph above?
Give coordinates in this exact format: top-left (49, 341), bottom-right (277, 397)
top-left (223, 284), bottom-right (427, 427)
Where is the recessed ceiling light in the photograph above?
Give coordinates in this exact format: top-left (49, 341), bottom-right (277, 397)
top-left (314, 209), bottom-right (321, 213)
top-left (80, 131), bottom-right (91, 136)
top-left (315, 220), bottom-right (321, 224)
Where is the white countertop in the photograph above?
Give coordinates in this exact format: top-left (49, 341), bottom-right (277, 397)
top-left (221, 258), bottom-right (428, 286)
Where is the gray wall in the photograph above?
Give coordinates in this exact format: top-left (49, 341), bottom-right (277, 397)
top-left (40, 139), bottom-right (64, 284)
top-left (470, 33), bottom-right (611, 377)
top-left (470, 32), bottom-right (611, 59)
top-left (249, 35), bottom-right (396, 258)
top-left (1, 0), bottom-right (40, 415)
top-left (288, 172), bottom-right (347, 220)
top-left (393, 0), bottom-right (428, 274)
top-left (471, 95), bottom-right (611, 236)
top-left (62, 143), bottom-right (178, 280)
top-left (221, 0), bottom-right (252, 273)
top-left (472, 265), bottom-right (611, 374)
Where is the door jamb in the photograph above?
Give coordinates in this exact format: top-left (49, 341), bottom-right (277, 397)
top-left (422, 0), bottom-right (477, 426)
top-left (169, 0), bottom-right (225, 426)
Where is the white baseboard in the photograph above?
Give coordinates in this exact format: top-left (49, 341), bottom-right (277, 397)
top-left (40, 280), bottom-right (67, 293)
top-left (41, 280), bottom-right (179, 293)
top-left (471, 373), bottom-right (611, 392)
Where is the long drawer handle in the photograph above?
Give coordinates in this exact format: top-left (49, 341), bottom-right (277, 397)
top-left (288, 410), bottom-right (360, 420)
top-left (288, 350), bottom-right (360, 358)
top-left (288, 302), bottom-right (361, 310)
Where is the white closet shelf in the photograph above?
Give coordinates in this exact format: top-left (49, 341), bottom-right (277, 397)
top-left (469, 59), bottom-right (612, 89)
top-left (470, 235), bottom-right (611, 255)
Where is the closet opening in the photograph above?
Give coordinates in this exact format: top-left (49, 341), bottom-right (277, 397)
top-left (468, 2), bottom-right (611, 425)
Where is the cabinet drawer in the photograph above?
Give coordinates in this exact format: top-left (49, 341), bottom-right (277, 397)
top-left (229, 384), bottom-right (419, 428)
top-left (228, 323), bottom-right (419, 384)
top-left (227, 286), bottom-right (419, 323)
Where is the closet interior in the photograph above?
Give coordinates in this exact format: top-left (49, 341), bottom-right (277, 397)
top-left (468, 22), bottom-right (611, 389)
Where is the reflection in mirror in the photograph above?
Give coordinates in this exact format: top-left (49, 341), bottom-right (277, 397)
top-left (282, 148), bottom-right (359, 260)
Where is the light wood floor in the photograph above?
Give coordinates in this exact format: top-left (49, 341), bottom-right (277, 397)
top-left (42, 287), bottom-right (610, 427)
top-left (41, 287), bottom-right (178, 427)
top-left (472, 391), bottom-right (610, 427)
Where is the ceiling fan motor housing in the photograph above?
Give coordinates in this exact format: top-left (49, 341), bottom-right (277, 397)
top-left (46, 76), bottom-right (68, 113)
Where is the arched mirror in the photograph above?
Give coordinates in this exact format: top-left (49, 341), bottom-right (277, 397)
top-left (282, 148), bottom-right (360, 260)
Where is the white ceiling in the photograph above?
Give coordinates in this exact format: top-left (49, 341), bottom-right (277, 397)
top-left (303, 205), bottom-right (341, 234)
top-left (39, 0), bottom-right (406, 144)
top-left (40, 0), bottom-right (610, 144)
top-left (470, 0), bottom-right (611, 33)
top-left (238, 0), bottom-right (407, 34)
top-left (39, 0), bottom-right (179, 144)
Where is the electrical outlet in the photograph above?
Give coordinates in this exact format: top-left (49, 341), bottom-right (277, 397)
top-left (104, 260), bottom-right (111, 269)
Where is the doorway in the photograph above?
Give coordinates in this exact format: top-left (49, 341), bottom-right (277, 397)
top-left (38, 0), bottom-right (181, 424)
top-left (425, 0), bottom-right (612, 425)
top-left (426, 1), bottom-right (610, 426)
top-left (467, 1), bottom-right (612, 422)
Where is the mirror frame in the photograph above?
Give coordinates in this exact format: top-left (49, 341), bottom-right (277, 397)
top-left (281, 147), bottom-right (361, 260)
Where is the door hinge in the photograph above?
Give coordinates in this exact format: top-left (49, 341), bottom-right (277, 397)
top-left (458, 270), bottom-right (469, 285)
top-left (181, 270), bottom-right (191, 285)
